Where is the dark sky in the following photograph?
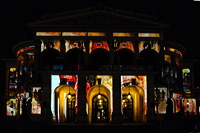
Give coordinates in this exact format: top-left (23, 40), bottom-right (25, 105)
top-left (1, 0), bottom-right (200, 86)
top-left (1, 0), bottom-right (200, 60)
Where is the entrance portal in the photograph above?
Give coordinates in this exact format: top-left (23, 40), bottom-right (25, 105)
top-left (54, 85), bottom-right (76, 122)
top-left (122, 85), bottom-right (145, 123)
top-left (92, 94), bottom-right (108, 122)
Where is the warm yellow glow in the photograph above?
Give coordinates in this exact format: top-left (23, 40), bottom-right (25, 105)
top-left (122, 85), bottom-right (145, 122)
top-left (113, 33), bottom-right (132, 37)
top-left (168, 48), bottom-right (183, 57)
top-left (182, 69), bottom-right (190, 73)
top-left (96, 75), bottom-right (101, 79)
top-left (88, 32), bottom-right (105, 36)
top-left (62, 32), bottom-right (87, 36)
top-left (97, 94), bottom-right (101, 99)
top-left (164, 55), bottom-right (171, 63)
top-left (128, 94), bottom-right (131, 99)
top-left (138, 33), bottom-right (160, 37)
top-left (10, 68), bottom-right (16, 72)
top-left (36, 32), bottom-right (61, 36)
top-left (68, 93), bottom-right (72, 99)
top-left (87, 85), bottom-right (111, 123)
top-left (54, 85), bottom-right (76, 122)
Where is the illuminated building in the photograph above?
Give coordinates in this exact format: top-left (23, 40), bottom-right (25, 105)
top-left (0, 6), bottom-right (198, 124)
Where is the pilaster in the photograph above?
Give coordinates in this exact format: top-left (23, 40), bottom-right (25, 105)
top-left (41, 73), bottom-right (52, 121)
top-left (112, 74), bottom-right (123, 124)
top-left (146, 73), bottom-right (156, 122)
top-left (75, 74), bottom-right (87, 123)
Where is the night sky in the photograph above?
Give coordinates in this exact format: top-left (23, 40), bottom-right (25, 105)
top-left (1, 1), bottom-right (200, 62)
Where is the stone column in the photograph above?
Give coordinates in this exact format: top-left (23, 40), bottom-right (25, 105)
top-left (75, 74), bottom-right (87, 123)
top-left (146, 73), bottom-right (156, 122)
top-left (112, 74), bottom-right (123, 124)
top-left (41, 73), bottom-right (52, 121)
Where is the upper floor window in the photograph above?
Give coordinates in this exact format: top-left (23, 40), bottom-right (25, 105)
top-left (138, 33), bottom-right (160, 37)
top-left (113, 33), bottom-right (134, 37)
top-left (41, 40), bottom-right (61, 52)
top-left (36, 32), bottom-right (61, 36)
top-left (62, 32), bottom-right (87, 36)
top-left (138, 41), bottom-right (160, 53)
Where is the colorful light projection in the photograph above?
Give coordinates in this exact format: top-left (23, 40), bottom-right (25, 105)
top-left (9, 68), bottom-right (17, 96)
top-left (17, 46), bottom-right (35, 56)
top-left (121, 76), bottom-right (147, 115)
top-left (113, 33), bottom-right (133, 37)
top-left (164, 55), bottom-right (171, 64)
top-left (154, 87), bottom-right (167, 114)
top-left (51, 75), bottom-right (78, 122)
top-left (31, 87), bottom-right (41, 114)
top-left (172, 93), bottom-right (183, 113)
top-left (116, 41), bottom-right (135, 52)
top-left (88, 32), bottom-right (105, 36)
top-left (62, 32), bottom-right (87, 36)
top-left (89, 40), bottom-right (110, 53)
top-left (36, 32), bottom-right (61, 36)
top-left (167, 48), bottom-right (183, 57)
top-left (182, 98), bottom-right (196, 115)
top-left (138, 41), bottom-right (160, 53)
top-left (65, 40), bottom-right (86, 52)
top-left (41, 40), bottom-right (61, 52)
top-left (175, 58), bottom-right (181, 66)
top-left (138, 33), bottom-right (160, 37)
top-left (6, 99), bottom-right (17, 116)
top-left (15, 92), bottom-right (30, 115)
top-left (182, 69), bottom-right (191, 96)
top-left (86, 75), bottom-right (113, 123)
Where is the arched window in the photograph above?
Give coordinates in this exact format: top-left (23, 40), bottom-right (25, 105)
top-left (116, 49), bottom-right (135, 65)
top-left (90, 49), bottom-right (110, 70)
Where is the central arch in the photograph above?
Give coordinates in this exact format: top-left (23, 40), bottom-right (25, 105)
top-left (122, 85), bottom-right (145, 123)
top-left (87, 85), bottom-right (111, 123)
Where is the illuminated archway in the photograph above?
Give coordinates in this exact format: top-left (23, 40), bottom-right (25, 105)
top-left (122, 85), bottom-right (145, 122)
top-left (88, 85), bottom-right (111, 123)
top-left (54, 85), bottom-right (76, 122)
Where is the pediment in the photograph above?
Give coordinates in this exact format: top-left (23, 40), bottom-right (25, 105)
top-left (28, 7), bottom-right (169, 31)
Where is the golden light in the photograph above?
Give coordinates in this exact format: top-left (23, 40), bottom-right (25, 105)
top-left (128, 92), bottom-right (131, 99)
top-left (97, 93), bottom-right (101, 99)
top-left (68, 92), bottom-right (71, 99)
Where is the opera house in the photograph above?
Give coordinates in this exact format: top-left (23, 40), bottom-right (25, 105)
top-left (1, 5), bottom-right (197, 125)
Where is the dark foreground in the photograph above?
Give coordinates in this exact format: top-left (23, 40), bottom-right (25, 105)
top-left (0, 120), bottom-right (198, 133)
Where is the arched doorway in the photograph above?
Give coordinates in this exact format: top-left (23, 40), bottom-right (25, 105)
top-left (54, 85), bottom-right (76, 123)
top-left (87, 85), bottom-right (111, 123)
top-left (122, 85), bottom-right (145, 123)
top-left (122, 95), bottom-right (133, 122)
top-left (92, 94), bottom-right (108, 122)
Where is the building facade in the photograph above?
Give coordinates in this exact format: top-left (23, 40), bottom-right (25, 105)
top-left (1, 6), bottom-right (197, 124)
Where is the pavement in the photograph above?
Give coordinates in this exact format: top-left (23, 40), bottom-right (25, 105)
top-left (0, 119), bottom-right (198, 133)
